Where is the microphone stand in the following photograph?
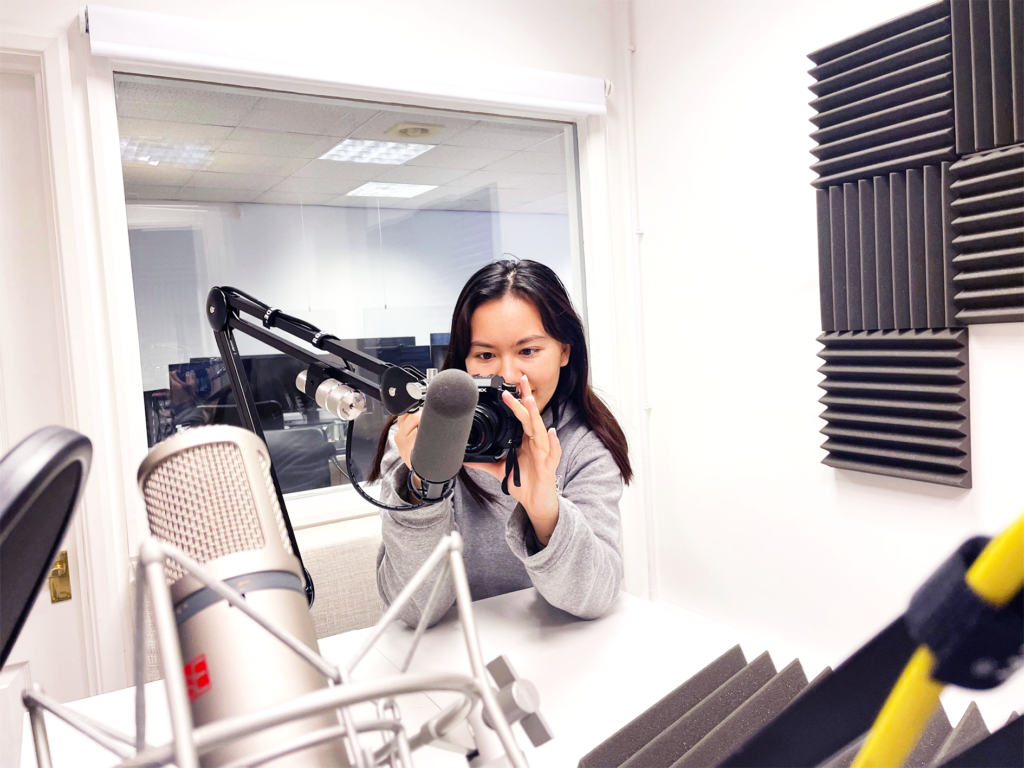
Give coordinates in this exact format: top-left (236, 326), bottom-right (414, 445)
top-left (205, 286), bottom-right (424, 606)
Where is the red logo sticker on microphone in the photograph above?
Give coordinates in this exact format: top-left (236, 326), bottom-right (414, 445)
top-left (184, 654), bottom-right (211, 702)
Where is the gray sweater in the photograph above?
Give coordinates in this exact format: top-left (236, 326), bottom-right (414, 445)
top-left (375, 402), bottom-right (624, 627)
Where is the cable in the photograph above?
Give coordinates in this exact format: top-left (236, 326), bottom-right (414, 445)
top-left (344, 420), bottom-right (449, 513)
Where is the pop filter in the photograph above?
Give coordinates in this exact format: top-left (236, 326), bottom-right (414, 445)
top-left (0, 426), bottom-right (92, 669)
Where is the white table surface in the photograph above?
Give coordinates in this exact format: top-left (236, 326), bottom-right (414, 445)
top-left (19, 589), bottom-right (752, 768)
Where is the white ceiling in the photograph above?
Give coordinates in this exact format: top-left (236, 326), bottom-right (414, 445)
top-left (116, 76), bottom-right (571, 214)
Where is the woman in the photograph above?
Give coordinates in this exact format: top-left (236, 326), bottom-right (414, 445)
top-left (370, 259), bottom-right (632, 627)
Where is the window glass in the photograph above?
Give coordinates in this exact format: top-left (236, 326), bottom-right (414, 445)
top-left (120, 74), bottom-right (582, 497)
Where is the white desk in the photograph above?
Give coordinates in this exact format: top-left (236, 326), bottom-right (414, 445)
top-left (19, 590), bottom-right (750, 768)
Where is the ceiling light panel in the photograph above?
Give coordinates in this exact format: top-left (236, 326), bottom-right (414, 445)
top-left (120, 138), bottom-right (213, 168)
top-left (346, 182), bottom-right (438, 198)
top-left (320, 139), bottom-right (435, 165)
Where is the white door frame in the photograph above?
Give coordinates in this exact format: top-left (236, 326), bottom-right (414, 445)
top-left (3, 12), bottom-right (645, 696)
top-left (0, 31), bottom-right (132, 698)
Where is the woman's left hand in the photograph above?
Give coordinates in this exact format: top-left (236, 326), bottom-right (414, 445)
top-left (464, 375), bottom-right (562, 545)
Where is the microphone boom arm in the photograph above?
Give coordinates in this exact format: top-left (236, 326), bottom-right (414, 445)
top-left (205, 286), bottom-right (425, 606)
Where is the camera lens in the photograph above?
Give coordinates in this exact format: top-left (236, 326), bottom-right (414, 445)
top-left (467, 405), bottom-right (500, 453)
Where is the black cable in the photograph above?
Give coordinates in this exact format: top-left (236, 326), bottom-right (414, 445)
top-left (344, 420), bottom-right (451, 513)
top-left (221, 285), bottom-right (323, 335)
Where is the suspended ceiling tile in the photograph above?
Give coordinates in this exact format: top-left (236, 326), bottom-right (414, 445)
top-left (446, 123), bottom-right (564, 151)
top-left (295, 159), bottom-right (384, 181)
top-left (456, 169), bottom-right (567, 192)
top-left (374, 165), bottom-right (470, 185)
top-left (348, 110), bottom-right (477, 144)
top-left (252, 191), bottom-right (339, 206)
top-left (174, 187), bottom-right (261, 203)
top-left (270, 175), bottom-right (367, 195)
top-left (494, 189), bottom-right (559, 211)
top-left (185, 171), bottom-right (284, 191)
top-left (507, 192), bottom-right (569, 214)
top-left (117, 117), bottom-right (233, 144)
top-left (523, 135), bottom-right (567, 155)
top-left (237, 98), bottom-right (377, 136)
top-left (121, 165), bottom-right (195, 186)
top-left (202, 152), bottom-right (310, 176)
top-left (391, 185), bottom-right (466, 207)
top-left (322, 196), bottom-right (379, 208)
top-left (123, 184), bottom-right (183, 200)
top-left (484, 151), bottom-right (567, 174)
top-left (115, 80), bottom-right (260, 126)
top-left (404, 144), bottom-right (515, 170)
top-left (217, 128), bottom-right (342, 159)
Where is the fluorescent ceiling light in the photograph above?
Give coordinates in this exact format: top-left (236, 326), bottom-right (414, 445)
top-left (120, 138), bottom-right (212, 168)
top-left (320, 139), bottom-right (434, 165)
top-left (346, 182), bottom-right (438, 198)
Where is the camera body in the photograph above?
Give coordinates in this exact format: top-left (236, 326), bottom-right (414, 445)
top-left (464, 375), bottom-right (523, 463)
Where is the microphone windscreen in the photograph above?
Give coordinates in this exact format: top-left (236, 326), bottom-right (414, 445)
top-left (411, 369), bottom-right (479, 483)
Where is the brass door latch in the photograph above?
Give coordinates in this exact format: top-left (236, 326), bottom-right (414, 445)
top-left (48, 551), bottom-right (71, 603)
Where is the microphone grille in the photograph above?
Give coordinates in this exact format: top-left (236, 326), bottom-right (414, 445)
top-left (256, 448), bottom-right (295, 560)
top-left (140, 431), bottom-right (293, 581)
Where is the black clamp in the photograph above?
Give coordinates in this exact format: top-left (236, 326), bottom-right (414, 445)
top-left (302, 362), bottom-right (335, 399)
top-left (262, 307), bottom-right (281, 328)
top-left (406, 472), bottom-right (455, 504)
top-left (905, 536), bottom-right (1024, 689)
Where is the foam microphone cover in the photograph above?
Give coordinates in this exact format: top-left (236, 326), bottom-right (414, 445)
top-left (411, 369), bottom-right (479, 483)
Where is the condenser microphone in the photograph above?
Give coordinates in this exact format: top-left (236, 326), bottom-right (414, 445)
top-left (409, 369), bottom-right (478, 502)
top-left (137, 426), bottom-right (351, 767)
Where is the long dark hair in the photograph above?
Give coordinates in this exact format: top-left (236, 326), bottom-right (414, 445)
top-left (368, 259), bottom-right (632, 503)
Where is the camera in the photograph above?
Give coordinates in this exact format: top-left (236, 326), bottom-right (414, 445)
top-left (464, 376), bottom-right (524, 463)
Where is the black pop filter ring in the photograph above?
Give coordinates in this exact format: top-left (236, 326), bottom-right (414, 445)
top-left (1, 426), bottom-right (92, 669)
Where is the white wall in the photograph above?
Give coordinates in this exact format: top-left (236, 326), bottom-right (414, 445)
top-left (128, 202), bottom-right (572, 391)
top-left (632, 0), bottom-right (1024, 727)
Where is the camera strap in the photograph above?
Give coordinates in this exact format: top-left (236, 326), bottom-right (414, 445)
top-left (500, 449), bottom-right (521, 496)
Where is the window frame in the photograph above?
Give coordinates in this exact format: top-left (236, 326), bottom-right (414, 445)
top-left (78, 23), bottom-right (616, 546)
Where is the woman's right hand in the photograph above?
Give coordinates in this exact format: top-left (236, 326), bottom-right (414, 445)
top-left (395, 410), bottom-right (422, 471)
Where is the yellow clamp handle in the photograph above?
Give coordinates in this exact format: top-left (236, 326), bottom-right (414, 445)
top-left (852, 514), bottom-right (1024, 768)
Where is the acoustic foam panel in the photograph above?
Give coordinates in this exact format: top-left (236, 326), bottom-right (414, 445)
top-left (816, 164), bottom-right (959, 332)
top-left (941, 713), bottom-right (1022, 767)
top-left (580, 646), bottom-right (1004, 768)
top-left (817, 329), bottom-right (971, 488)
top-left (577, 645), bottom-right (747, 768)
top-left (906, 707), bottom-right (953, 767)
top-left (620, 653), bottom-right (777, 768)
top-left (948, 144), bottom-right (1024, 323)
top-left (808, 1), bottom-right (956, 189)
top-left (820, 734), bottom-right (866, 768)
top-left (950, 0), bottom-right (1024, 154)
top-left (930, 703), bottom-right (990, 767)
top-left (672, 660), bottom-right (808, 768)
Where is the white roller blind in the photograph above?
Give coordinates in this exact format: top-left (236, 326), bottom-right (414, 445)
top-left (85, 5), bottom-right (608, 117)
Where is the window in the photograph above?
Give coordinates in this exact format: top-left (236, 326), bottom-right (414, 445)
top-left (119, 75), bottom-right (584, 509)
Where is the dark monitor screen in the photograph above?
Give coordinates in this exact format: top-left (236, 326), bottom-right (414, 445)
top-left (168, 355), bottom-right (314, 412)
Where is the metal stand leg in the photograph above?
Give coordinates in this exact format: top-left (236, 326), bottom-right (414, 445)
top-left (141, 540), bottom-right (198, 768)
top-left (26, 688), bottom-right (53, 768)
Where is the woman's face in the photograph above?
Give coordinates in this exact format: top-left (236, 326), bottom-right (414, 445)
top-left (465, 294), bottom-right (570, 412)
